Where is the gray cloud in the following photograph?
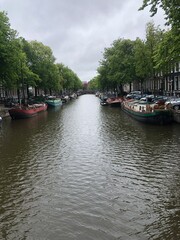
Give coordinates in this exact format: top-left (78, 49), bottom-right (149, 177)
top-left (0, 0), bottom-right (166, 82)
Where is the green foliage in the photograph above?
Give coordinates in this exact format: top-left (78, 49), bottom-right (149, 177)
top-left (139, 1), bottom-right (180, 70)
top-left (145, 22), bottom-right (164, 78)
top-left (97, 21), bottom-right (176, 92)
top-left (134, 38), bottom-right (151, 81)
top-left (25, 40), bottom-right (55, 86)
top-left (0, 11), bottom-right (19, 88)
top-left (97, 60), bottom-right (113, 91)
top-left (2, 8), bottom-right (178, 97)
top-left (154, 29), bottom-right (180, 73)
top-left (97, 39), bottom-right (136, 92)
top-left (139, 0), bottom-right (180, 32)
top-left (57, 63), bottom-right (82, 92)
top-left (0, 11), bottom-right (82, 97)
top-left (88, 76), bottom-right (100, 90)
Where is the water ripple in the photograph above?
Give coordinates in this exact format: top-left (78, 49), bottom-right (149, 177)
top-left (0, 95), bottom-right (180, 240)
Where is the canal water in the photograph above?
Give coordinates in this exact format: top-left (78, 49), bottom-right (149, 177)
top-left (0, 94), bottom-right (180, 240)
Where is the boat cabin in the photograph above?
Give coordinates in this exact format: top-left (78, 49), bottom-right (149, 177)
top-left (124, 96), bottom-right (163, 113)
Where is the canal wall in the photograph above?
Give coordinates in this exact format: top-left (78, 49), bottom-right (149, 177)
top-left (0, 104), bottom-right (9, 118)
top-left (173, 110), bottom-right (180, 123)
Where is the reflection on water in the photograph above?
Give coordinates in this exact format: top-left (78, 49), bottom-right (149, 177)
top-left (0, 95), bottom-right (180, 240)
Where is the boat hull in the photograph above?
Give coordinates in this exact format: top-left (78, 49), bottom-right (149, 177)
top-left (107, 97), bottom-right (122, 107)
top-left (108, 102), bottom-right (121, 107)
top-left (122, 104), bottom-right (173, 124)
top-left (46, 99), bottom-right (62, 107)
top-left (9, 104), bottom-right (47, 120)
top-left (100, 101), bottom-right (108, 106)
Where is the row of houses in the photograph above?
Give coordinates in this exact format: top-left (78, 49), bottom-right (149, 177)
top-left (124, 62), bottom-right (180, 96)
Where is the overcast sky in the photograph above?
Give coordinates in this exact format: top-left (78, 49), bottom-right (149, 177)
top-left (0, 0), bottom-right (166, 82)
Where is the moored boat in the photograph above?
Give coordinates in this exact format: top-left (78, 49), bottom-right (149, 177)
top-left (70, 93), bottom-right (78, 99)
top-left (45, 96), bottom-right (62, 107)
top-left (121, 97), bottom-right (173, 124)
top-left (61, 95), bottom-right (70, 103)
top-left (100, 98), bottom-right (108, 106)
top-left (106, 97), bottom-right (122, 107)
top-left (9, 103), bottom-right (47, 120)
top-left (99, 94), bottom-right (108, 106)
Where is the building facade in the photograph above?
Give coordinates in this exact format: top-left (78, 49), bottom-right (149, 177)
top-left (127, 62), bottom-right (180, 96)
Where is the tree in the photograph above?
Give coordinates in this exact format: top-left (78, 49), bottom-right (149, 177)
top-left (57, 64), bottom-right (82, 93)
top-left (73, 74), bottom-right (83, 91)
top-left (153, 29), bottom-right (180, 88)
top-left (134, 38), bottom-right (151, 90)
top-left (0, 11), bottom-right (81, 97)
top-left (0, 11), bottom-right (20, 91)
top-left (88, 76), bottom-right (100, 91)
top-left (97, 60), bottom-right (112, 91)
top-left (139, 1), bottom-right (180, 65)
top-left (24, 40), bottom-right (57, 95)
top-left (0, 12), bottom-right (37, 100)
top-left (145, 22), bottom-right (164, 93)
top-left (139, 0), bottom-right (180, 31)
top-left (98, 39), bottom-right (136, 93)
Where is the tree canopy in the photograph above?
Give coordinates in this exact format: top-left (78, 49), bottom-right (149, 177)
top-left (95, 20), bottom-right (179, 94)
top-left (139, 0), bottom-right (180, 67)
top-left (0, 11), bottom-right (82, 98)
top-left (139, 0), bottom-right (180, 32)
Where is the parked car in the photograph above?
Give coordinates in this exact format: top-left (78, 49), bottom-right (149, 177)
top-left (126, 91), bottom-right (142, 99)
top-left (165, 97), bottom-right (180, 110)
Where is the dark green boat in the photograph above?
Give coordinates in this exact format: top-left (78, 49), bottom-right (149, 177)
top-left (121, 98), bottom-right (173, 124)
